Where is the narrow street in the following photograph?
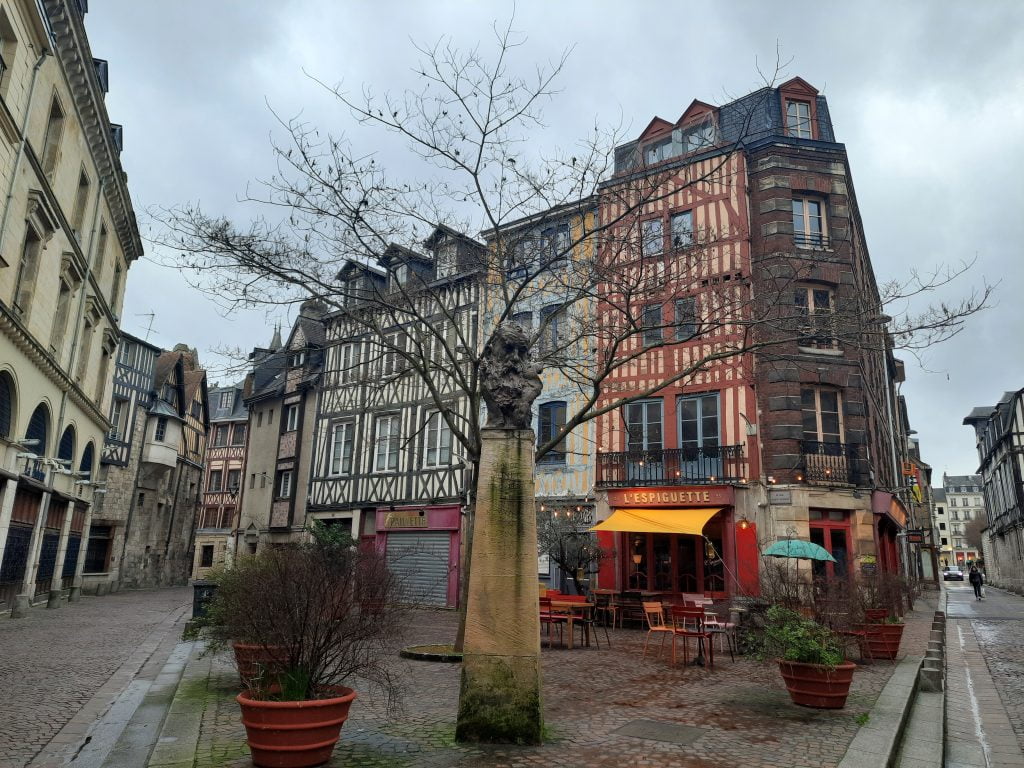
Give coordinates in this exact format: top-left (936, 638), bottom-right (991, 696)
top-left (945, 582), bottom-right (1024, 766)
top-left (0, 588), bottom-right (190, 768)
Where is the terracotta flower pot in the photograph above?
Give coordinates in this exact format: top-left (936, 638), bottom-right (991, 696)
top-left (237, 685), bottom-right (357, 768)
top-left (232, 642), bottom-right (288, 686)
top-left (777, 659), bottom-right (856, 709)
top-left (864, 623), bottom-right (904, 660)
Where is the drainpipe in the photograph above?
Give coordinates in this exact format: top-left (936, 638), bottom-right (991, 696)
top-left (0, 50), bottom-right (48, 256)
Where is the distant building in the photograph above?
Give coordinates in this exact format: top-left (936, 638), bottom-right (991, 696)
top-left (193, 380), bottom-right (247, 579)
top-left (964, 389), bottom-right (1024, 591)
top-left (0, 0), bottom-right (142, 614)
top-left (236, 303), bottom-right (326, 555)
top-left (942, 473), bottom-right (984, 566)
top-left (93, 342), bottom-right (208, 590)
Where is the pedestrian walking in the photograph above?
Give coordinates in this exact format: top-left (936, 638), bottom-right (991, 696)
top-left (969, 565), bottom-right (984, 600)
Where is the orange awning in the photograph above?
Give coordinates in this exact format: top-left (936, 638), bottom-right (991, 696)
top-left (591, 507), bottom-right (722, 536)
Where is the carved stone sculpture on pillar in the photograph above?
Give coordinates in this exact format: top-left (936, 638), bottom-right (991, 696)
top-left (456, 323), bottom-right (545, 744)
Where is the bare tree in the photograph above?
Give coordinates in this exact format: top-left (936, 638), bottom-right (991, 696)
top-left (154, 23), bottom-right (991, 647)
top-left (536, 506), bottom-right (612, 594)
top-left (965, 515), bottom-right (986, 555)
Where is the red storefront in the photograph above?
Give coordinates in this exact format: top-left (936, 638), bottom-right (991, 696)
top-left (871, 491), bottom-right (906, 574)
top-left (375, 505), bottom-right (460, 608)
top-left (594, 486), bottom-right (758, 598)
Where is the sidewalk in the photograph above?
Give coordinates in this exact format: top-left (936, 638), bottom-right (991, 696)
top-left (149, 597), bottom-right (936, 768)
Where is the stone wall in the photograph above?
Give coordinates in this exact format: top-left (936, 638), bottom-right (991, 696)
top-left (982, 529), bottom-right (1024, 595)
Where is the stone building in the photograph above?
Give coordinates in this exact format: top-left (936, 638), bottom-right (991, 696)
top-left (941, 473), bottom-right (984, 566)
top-left (0, 0), bottom-right (142, 614)
top-left (192, 380), bottom-right (247, 579)
top-left (964, 389), bottom-right (1024, 592)
top-left (236, 304), bottom-right (325, 555)
top-left (91, 342), bottom-right (209, 590)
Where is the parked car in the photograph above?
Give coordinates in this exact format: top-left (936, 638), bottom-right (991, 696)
top-left (943, 566), bottom-right (964, 581)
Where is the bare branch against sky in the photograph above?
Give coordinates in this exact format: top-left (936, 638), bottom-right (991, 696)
top-left (86, 0), bottom-right (1024, 475)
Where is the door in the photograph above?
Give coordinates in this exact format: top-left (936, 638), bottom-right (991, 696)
top-left (678, 393), bottom-right (720, 481)
top-left (625, 400), bottom-right (663, 483)
top-left (809, 511), bottom-right (850, 582)
top-left (385, 532), bottom-right (452, 607)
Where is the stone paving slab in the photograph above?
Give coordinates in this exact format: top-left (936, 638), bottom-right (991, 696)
top-left (153, 596), bottom-right (937, 768)
top-left (0, 587), bottom-right (190, 768)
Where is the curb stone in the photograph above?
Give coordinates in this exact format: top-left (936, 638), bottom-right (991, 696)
top-left (838, 655), bottom-right (923, 768)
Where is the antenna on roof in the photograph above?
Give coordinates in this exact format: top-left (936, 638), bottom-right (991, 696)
top-left (134, 311), bottom-right (156, 341)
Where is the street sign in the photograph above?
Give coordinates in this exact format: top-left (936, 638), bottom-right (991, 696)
top-left (768, 489), bottom-right (792, 505)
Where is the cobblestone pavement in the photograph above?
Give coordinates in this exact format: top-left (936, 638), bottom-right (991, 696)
top-left (0, 588), bottom-right (190, 768)
top-left (172, 600), bottom-right (933, 768)
top-left (947, 583), bottom-right (1024, 765)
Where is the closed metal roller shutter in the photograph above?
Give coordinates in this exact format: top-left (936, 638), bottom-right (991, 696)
top-left (385, 532), bottom-right (451, 607)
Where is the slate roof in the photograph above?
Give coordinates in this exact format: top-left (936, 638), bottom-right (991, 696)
top-left (208, 381), bottom-right (248, 422)
top-left (931, 488), bottom-right (947, 503)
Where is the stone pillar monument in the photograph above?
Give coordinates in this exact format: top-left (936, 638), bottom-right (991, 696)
top-left (456, 324), bottom-right (543, 745)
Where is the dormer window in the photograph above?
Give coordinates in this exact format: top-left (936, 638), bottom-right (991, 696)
top-left (390, 263), bottom-right (408, 293)
top-left (290, 351), bottom-right (306, 368)
top-left (681, 118), bottom-right (716, 153)
top-left (644, 137), bottom-right (672, 165)
top-left (786, 100), bottom-right (812, 139)
top-left (435, 242), bottom-right (457, 279)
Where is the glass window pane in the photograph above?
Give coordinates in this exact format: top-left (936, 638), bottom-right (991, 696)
top-left (819, 391), bottom-right (838, 413)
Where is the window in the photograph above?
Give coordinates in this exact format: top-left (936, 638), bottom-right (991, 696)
top-left (941, 537), bottom-right (948, 545)
top-left (950, 498), bottom-right (957, 507)
top-left (682, 119), bottom-right (716, 153)
top-left (219, 391), bottom-right (233, 410)
top-left (511, 311), bottom-right (533, 334)
top-left (12, 226), bottom-right (41, 318)
top-left (208, 469), bottom-right (223, 492)
top-left (53, 273), bottom-right (80, 359)
top-left (0, 12), bottom-right (19, 100)
top-left (801, 388), bottom-right (843, 444)
top-left (792, 198), bottom-right (826, 247)
top-left (285, 404), bottom-right (299, 432)
top-left (110, 264), bottom-right (122, 310)
top-left (94, 225), bottom-right (108, 275)
top-left (290, 351), bottom-right (306, 368)
top-left (642, 304), bottom-right (662, 346)
top-left (250, 473), bottom-right (255, 489)
top-left (330, 421), bottom-right (354, 475)
top-left (950, 510), bottom-right (959, 520)
top-left (154, 416), bottom-right (168, 442)
top-left (70, 170), bottom-right (90, 239)
top-left (268, 409), bottom-right (274, 425)
top-left (678, 393), bottom-right (720, 453)
top-left (257, 411), bottom-right (263, 428)
top-left (786, 100), bottom-right (812, 139)
top-left (75, 318), bottom-right (94, 384)
top-left (108, 398), bottom-right (127, 440)
top-left (231, 424), bottom-right (246, 445)
top-left (537, 401), bottom-right (567, 464)
top-left (670, 211), bottom-right (693, 248)
top-left (374, 414), bottom-right (400, 472)
top-left (940, 522), bottom-right (946, 530)
top-left (41, 97), bottom-right (65, 177)
top-left (644, 137), bottom-right (672, 165)
top-left (227, 469), bottom-right (241, 493)
top-left (200, 545), bottom-right (214, 568)
top-left (339, 343), bottom-right (359, 383)
top-left (390, 263), bottom-right (408, 293)
top-left (675, 298), bottom-right (697, 340)
top-left (424, 411), bottom-right (452, 467)
top-left (795, 286), bottom-right (836, 348)
top-left (212, 425), bottom-right (229, 447)
top-left (435, 242), bottom-right (457, 278)
top-left (542, 223), bottom-right (570, 270)
top-left (539, 304), bottom-right (563, 355)
top-left (625, 399), bottom-right (663, 451)
top-left (277, 470), bottom-right (293, 499)
top-left (641, 219), bottom-right (663, 256)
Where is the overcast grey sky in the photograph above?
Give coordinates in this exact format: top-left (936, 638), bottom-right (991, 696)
top-left (85, 1), bottom-right (1024, 479)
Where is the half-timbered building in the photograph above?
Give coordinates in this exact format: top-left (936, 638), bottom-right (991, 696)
top-left (193, 380), bottom-right (248, 578)
top-left (593, 79), bottom-right (911, 598)
top-left (307, 227), bottom-right (485, 607)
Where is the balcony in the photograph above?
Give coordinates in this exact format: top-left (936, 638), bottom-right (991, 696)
top-left (596, 445), bottom-right (745, 488)
top-left (794, 232), bottom-right (830, 249)
top-left (799, 441), bottom-right (860, 485)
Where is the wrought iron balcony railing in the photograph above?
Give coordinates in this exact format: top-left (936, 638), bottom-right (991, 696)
top-left (794, 231), bottom-right (830, 248)
top-left (597, 445), bottom-right (745, 487)
top-left (800, 440), bottom-right (860, 485)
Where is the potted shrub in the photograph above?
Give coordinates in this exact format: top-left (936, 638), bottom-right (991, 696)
top-left (209, 523), bottom-right (404, 768)
top-left (758, 606), bottom-right (856, 709)
top-left (863, 616), bottom-right (905, 660)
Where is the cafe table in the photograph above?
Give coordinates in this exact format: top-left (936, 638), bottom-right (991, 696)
top-left (548, 599), bottom-right (595, 649)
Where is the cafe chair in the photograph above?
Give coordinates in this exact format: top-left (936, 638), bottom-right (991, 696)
top-left (539, 597), bottom-right (567, 648)
top-left (670, 605), bottom-right (715, 669)
top-left (642, 601), bottom-right (672, 659)
top-left (594, 592), bottom-right (619, 628)
top-left (702, 611), bottom-right (736, 662)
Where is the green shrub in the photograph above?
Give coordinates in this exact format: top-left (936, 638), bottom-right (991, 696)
top-left (755, 606), bottom-right (844, 667)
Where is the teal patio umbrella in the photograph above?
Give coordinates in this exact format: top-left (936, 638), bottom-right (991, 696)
top-left (762, 539), bottom-right (837, 562)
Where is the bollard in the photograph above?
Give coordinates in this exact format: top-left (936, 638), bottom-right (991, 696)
top-left (10, 594), bottom-right (30, 618)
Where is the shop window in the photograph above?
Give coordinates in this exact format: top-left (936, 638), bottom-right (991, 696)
top-left (83, 525), bottom-right (111, 574)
